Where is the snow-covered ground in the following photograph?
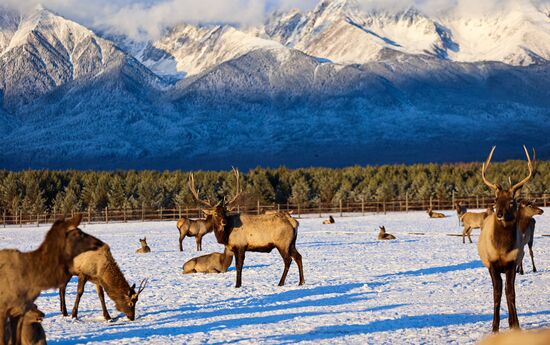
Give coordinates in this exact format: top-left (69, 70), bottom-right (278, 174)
top-left (1, 210), bottom-right (549, 344)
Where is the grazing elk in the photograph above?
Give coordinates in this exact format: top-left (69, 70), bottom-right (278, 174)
top-left (322, 216), bottom-right (335, 224)
top-left (461, 208), bottom-right (493, 244)
top-left (189, 169), bottom-right (305, 288)
top-left (176, 180), bottom-right (217, 252)
top-left (183, 247), bottom-right (234, 274)
top-left (0, 215), bottom-right (102, 345)
top-left (135, 237), bottom-right (151, 253)
top-left (516, 200), bottom-right (544, 275)
top-left (427, 207), bottom-right (445, 218)
top-left (59, 244), bottom-right (147, 321)
top-left (377, 226), bottom-right (396, 240)
top-left (455, 201), bottom-right (468, 226)
top-left (477, 145), bottom-right (534, 333)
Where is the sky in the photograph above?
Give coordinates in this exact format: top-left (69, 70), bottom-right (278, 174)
top-left (2, 0), bottom-right (549, 40)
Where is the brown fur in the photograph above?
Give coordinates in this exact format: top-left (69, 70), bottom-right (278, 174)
top-left (59, 245), bottom-right (146, 321)
top-left (183, 247), bottom-right (234, 274)
top-left (377, 226), bottom-right (396, 240)
top-left (455, 202), bottom-right (468, 225)
top-left (322, 216), bottom-right (335, 224)
top-left (461, 208), bottom-right (493, 244)
top-left (516, 200), bottom-right (544, 274)
top-left (427, 208), bottom-right (445, 218)
top-left (4, 305), bottom-right (46, 345)
top-left (176, 215), bottom-right (215, 252)
top-left (0, 215), bottom-right (102, 345)
top-left (135, 238), bottom-right (151, 254)
top-left (477, 145), bottom-right (534, 333)
top-left (209, 207), bottom-right (304, 288)
top-left (479, 328), bottom-right (550, 345)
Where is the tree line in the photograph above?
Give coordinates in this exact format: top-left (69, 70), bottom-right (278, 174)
top-left (0, 159), bottom-right (548, 217)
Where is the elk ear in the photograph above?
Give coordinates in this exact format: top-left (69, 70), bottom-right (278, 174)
top-left (67, 214), bottom-right (83, 228)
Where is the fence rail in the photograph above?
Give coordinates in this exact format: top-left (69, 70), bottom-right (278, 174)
top-left (2, 193), bottom-right (549, 227)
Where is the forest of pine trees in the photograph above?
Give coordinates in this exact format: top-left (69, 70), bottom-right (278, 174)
top-left (0, 159), bottom-right (549, 218)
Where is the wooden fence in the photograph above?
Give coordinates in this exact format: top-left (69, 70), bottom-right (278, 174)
top-left (2, 193), bottom-right (549, 227)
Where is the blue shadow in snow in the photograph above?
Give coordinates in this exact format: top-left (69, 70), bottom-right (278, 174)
top-left (272, 310), bottom-right (550, 343)
top-left (49, 283), bottom-right (373, 344)
top-left (376, 260), bottom-right (484, 278)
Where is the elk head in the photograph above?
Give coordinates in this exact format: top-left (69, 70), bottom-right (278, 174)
top-left (189, 169), bottom-right (242, 245)
top-left (56, 214), bottom-right (103, 262)
top-left (481, 146), bottom-right (534, 225)
top-left (118, 278), bottom-right (147, 321)
top-left (519, 199), bottom-right (544, 217)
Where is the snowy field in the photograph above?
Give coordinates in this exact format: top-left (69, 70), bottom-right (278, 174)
top-left (1, 210), bottom-right (550, 345)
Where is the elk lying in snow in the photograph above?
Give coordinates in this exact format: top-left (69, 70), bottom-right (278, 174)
top-left (183, 247), bottom-right (234, 274)
top-left (135, 237), bottom-right (151, 253)
top-left (455, 202), bottom-right (467, 225)
top-left (189, 169), bottom-right (305, 288)
top-left (478, 145), bottom-right (534, 332)
top-left (322, 216), bottom-right (335, 224)
top-left (516, 200), bottom-right (544, 275)
top-left (176, 209), bottom-right (215, 252)
top-left (5, 304), bottom-right (46, 345)
top-left (461, 208), bottom-right (493, 244)
top-left (427, 207), bottom-right (445, 218)
top-left (0, 215), bottom-right (102, 345)
top-left (59, 244), bottom-right (147, 321)
top-left (377, 226), bottom-right (396, 240)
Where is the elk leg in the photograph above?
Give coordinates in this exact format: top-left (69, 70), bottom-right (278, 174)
top-left (462, 226), bottom-right (469, 244)
top-left (234, 249), bottom-right (245, 288)
top-left (179, 232), bottom-right (185, 252)
top-left (505, 267), bottom-right (520, 330)
top-left (59, 275), bottom-right (71, 317)
top-left (72, 275), bottom-right (88, 319)
top-left (96, 284), bottom-right (112, 321)
top-left (195, 235), bottom-right (202, 251)
top-left (528, 239), bottom-right (537, 273)
top-left (489, 266), bottom-right (503, 333)
top-left (0, 312), bottom-right (6, 345)
top-left (277, 248), bottom-right (292, 287)
top-left (291, 246), bottom-right (305, 286)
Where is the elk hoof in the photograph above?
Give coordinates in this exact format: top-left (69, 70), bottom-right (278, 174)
top-left (299, 281), bottom-right (305, 286)
top-left (61, 311), bottom-right (68, 317)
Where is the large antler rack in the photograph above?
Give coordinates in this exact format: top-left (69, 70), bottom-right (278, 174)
top-left (188, 173), bottom-right (218, 208)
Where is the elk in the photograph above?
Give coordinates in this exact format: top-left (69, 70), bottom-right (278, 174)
top-left (322, 216), bottom-right (335, 224)
top-left (189, 169), bottom-right (305, 288)
top-left (516, 200), bottom-right (544, 275)
top-left (477, 145), bottom-right (534, 333)
top-left (5, 305), bottom-right (47, 345)
top-left (427, 207), bottom-right (445, 218)
top-left (59, 244), bottom-right (148, 321)
top-left (455, 201), bottom-right (468, 226)
top-left (135, 237), bottom-right (151, 253)
top-left (0, 215), bottom-right (102, 345)
top-left (377, 226), bottom-right (396, 240)
top-left (461, 208), bottom-right (493, 244)
top-left (183, 247), bottom-right (234, 274)
top-left (176, 177), bottom-right (217, 252)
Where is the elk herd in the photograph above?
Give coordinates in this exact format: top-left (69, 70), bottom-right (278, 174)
top-left (0, 145), bottom-right (546, 344)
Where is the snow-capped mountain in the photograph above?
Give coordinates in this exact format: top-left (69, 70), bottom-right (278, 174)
top-left (1, 1), bottom-right (550, 170)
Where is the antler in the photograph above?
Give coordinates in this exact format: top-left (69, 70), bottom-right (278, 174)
top-left (137, 278), bottom-right (148, 296)
top-left (188, 173), bottom-right (215, 208)
top-left (225, 168), bottom-right (242, 210)
top-left (511, 145), bottom-right (534, 193)
top-left (481, 146), bottom-right (500, 192)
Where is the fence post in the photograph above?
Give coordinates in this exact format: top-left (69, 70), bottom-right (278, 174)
top-left (3, 209), bottom-right (5, 228)
top-left (123, 207), bottom-right (127, 223)
top-left (429, 196), bottom-right (433, 209)
top-left (105, 207), bottom-right (109, 223)
top-left (383, 200), bottom-right (386, 215)
top-left (36, 213), bottom-right (40, 227)
top-left (405, 193), bottom-right (409, 212)
top-left (544, 194), bottom-right (548, 207)
top-left (339, 199), bottom-right (343, 217)
top-left (476, 195), bottom-right (480, 209)
top-left (141, 204), bottom-right (145, 222)
top-left (160, 207), bottom-right (163, 221)
top-left (318, 202), bottom-right (322, 218)
top-left (298, 203), bottom-right (301, 219)
top-left (452, 191), bottom-right (455, 208)
top-left (361, 197), bottom-right (365, 216)
top-left (178, 206), bottom-right (182, 219)
top-left (88, 207), bottom-right (91, 224)
top-left (257, 200), bottom-right (260, 215)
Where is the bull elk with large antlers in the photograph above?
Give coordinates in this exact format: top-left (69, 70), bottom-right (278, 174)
top-left (477, 145), bottom-right (534, 333)
top-left (189, 169), bottom-right (305, 288)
